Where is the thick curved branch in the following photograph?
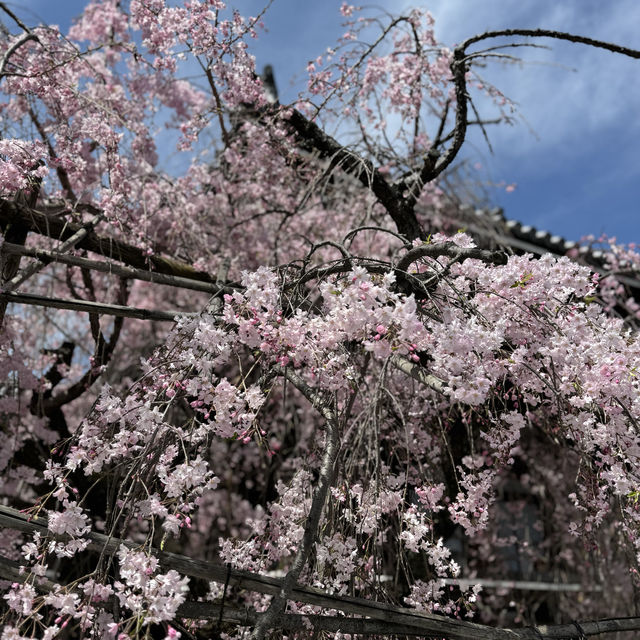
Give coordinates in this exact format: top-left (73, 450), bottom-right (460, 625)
top-left (415, 46), bottom-right (469, 187)
top-left (461, 29), bottom-right (640, 59)
top-left (395, 240), bottom-right (508, 274)
top-left (0, 32), bottom-right (39, 80)
top-left (417, 29), bottom-right (640, 188)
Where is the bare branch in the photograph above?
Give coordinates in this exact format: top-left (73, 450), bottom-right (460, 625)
top-left (418, 28), bottom-right (640, 187)
top-left (461, 29), bottom-right (640, 60)
top-left (0, 2), bottom-right (33, 34)
top-left (38, 280), bottom-right (126, 412)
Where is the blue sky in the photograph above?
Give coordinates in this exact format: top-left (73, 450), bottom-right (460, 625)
top-left (11, 0), bottom-right (640, 245)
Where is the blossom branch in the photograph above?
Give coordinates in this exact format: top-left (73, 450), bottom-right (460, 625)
top-left (250, 368), bottom-right (340, 639)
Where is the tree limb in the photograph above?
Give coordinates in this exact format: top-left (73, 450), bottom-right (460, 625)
top-left (418, 29), bottom-right (640, 187)
top-left (395, 240), bottom-right (508, 274)
top-left (250, 368), bottom-right (340, 639)
top-left (284, 109), bottom-right (424, 241)
top-left (0, 198), bottom-right (217, 283)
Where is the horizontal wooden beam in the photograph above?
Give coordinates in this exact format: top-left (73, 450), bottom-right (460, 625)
top-left (1, 290), bottom-right (192, 321)
top-left (1, 241), bottom-right (223, 294)
top-left (0, 505), bottom-right (634, 639)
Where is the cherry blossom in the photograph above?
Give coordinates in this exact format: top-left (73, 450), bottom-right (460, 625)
top-left (2, 2), bottom-right (640, 639)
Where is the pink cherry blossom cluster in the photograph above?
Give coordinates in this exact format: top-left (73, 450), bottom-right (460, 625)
top-left (3, 1), bottom-right (640, 637)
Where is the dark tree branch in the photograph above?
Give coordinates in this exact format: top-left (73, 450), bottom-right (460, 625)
top-left (0, 2), bottom-right (33, 34)
top-left (28, 107), bottom-right (77, 200)
top-left (39, 279), bottom-right (127, 412)
top-left (284, 109), bottom-right (425, 241)
top-left (416, 28), bottom-right (640, 191)
top-left (0, 172), bottom-right (42, 327)
top-left (395, 240), bottom-right (508, 274)
top-left (0, 32), bottom-right (39, 80)
top-left (0, 198), bottom-right (217, 283)
top-left (461, 29), bottom-right (640, 59)
top-left (29, 340), bottom-right (75, 441)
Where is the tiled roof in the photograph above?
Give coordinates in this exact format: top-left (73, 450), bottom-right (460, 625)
top-left (460, 206), bottom-right (640, 293)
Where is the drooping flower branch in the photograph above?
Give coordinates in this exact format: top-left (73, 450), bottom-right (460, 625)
top-left (2, 2), bottom-right (640, 639)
